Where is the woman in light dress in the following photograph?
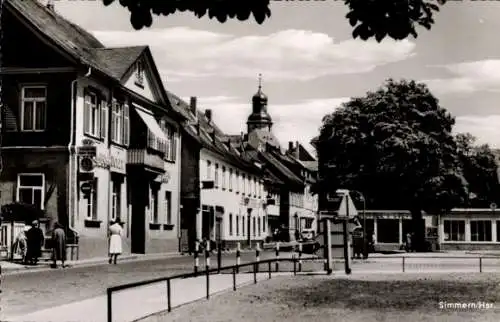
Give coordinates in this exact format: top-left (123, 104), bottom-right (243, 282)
top-left (108, 219), bottom-right (123, 264)
top-left (14, 226), bottom-right (30, 264)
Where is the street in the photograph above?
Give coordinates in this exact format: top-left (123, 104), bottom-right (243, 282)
top-left (1, 250), bottom-right (294, 318)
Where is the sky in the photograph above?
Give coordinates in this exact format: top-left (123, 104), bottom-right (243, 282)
top-left (49, 0), bottom-right (500, 152)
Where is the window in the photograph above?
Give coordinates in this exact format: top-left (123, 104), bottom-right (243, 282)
top-left (376, 219), bottom-right (399, 243)
top-left (253, 217), bottom-right (256, 236)
top-left (229, 213), bottom-right (233, 236)
top-left (160, 122), bottom-right (177, 162)
top-left (111, 179), bottom-right (122, 221)
top-left (246, 177), bottom-right (251, 196)
top-left (206, 161), bottom-right (212, 180)
top-left (242, 215), bottom-right (245, 236)
top-left (305, 218), bottom-right (313, 229)
top-left (110, 100), bottom-right (129, 145)
top-left (135, 60), bottom-right (144, 86)
top-left (470, 220), bottom-right (492, 242)
top-left (222, 167), bottom-right (226, 189)
top-left (21, 86), bottom-right (47, 131)
top-left (17, 174), bottom-right (45, 210)
top-left (263, 216), bottom-right (266, 232)
top-left (101, 99), bottom-right (108, 140)
top-left (86, 179), bottom-right (98, 220)
top-left (215, 164), bottom-right (219, 187)
top-left (165, 191), bottom-right (172, 224)
top-left (258, 217), bottom-right (261, 236)
top-left (150, 184), bottom-right (159, 223)
top-left (242, 174), bottom-right (246, 195)
top-left (235, 171), bottom-right (240, 193)
top-left (84, 91), bottom-right (100, 137)
top-left (229, 169), bottom-right (233, 191)
top-left (250, 178), bottom-right (254, 196)
top-left (443, 220), bottom-right (465, 241)
top-left (236, 215), bottom-right (240, 236)
top-left (497, 221), bottom-right (500, 242)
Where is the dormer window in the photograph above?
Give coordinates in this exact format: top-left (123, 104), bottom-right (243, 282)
top-left (135, 60), bottom-right (145, 87)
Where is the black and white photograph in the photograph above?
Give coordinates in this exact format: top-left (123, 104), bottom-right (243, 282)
top-left (1, 0), bottom-right (500, 321)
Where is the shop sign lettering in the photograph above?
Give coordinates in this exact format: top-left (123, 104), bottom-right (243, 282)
top-left (94, 152), bottom-right (125, 172)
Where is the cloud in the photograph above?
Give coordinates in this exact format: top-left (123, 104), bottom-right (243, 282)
top-left (92, 27), bottom-right (416, 82)
top-left (424, 60), bottom-right (500, 95)
top-left (454, 114), bottom-right (500, 149)
top-left (190, 96), bottom-right (350, 151)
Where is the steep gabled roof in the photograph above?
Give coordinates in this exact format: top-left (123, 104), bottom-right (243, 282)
top-left (88, 46), bottom-right (146, 80)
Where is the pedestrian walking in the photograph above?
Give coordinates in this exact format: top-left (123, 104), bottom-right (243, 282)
top-left (405, 232), bottom-right (412, 252)
top-left (108, 219), bottom-right (123, 264)
top-left (51, 222), bottom-right (66, 268)
top-left (13, 226), bottom-right (29, 264)
top-left (26, 220), bottom-right (45, 265)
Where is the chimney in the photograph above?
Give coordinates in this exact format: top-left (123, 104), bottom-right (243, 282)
top-left (288, 141), bottom-right (294, 152)
top-left (46, 0), bottom-right (55, 11)
top-left (296, 141), bottom-right (300, 158)
top-left (205, 109), bottom-right (212, 122)
top-left (190, 96), bottom-right (197, 115)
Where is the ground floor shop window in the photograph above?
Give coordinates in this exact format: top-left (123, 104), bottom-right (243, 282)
top-left (304, 218), bottom-right (314, 229)
top-left (111, 175), bottom-right (123, 221)
top-left (86, 178), bottom-right (98, 220)
top-left (164, 191), bottom-right (172, 224)
top-left (497, 221), bottom-right (500, 242)
top-left (376, 219), bottom-right (399, 243)
top-left (443, 220), bottom-right (465, 241)
top-left (150, 184), bottom-right (160, 224)
top-left (17, 173), bottom-right (45, 210)
top-left (470, 220), bottom-right (492, 242)
top-left (229, 213), bottom-right (233, 236)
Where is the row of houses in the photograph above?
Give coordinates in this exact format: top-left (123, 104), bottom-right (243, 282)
top-left (0, 0), bottom-right (318, 259)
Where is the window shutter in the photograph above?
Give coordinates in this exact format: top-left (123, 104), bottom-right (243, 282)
top-left (123, 103), bottom-right (130, 145)
top-left (171, 130), bottom-right (177, 161)
top-left (100, 100), bottom-right (108, 140)
top-left (110, 100), bottom-right (116, 142)
top-left (83, 90), bottom-right (90, 134)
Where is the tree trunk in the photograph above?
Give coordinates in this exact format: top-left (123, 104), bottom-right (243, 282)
top-left (410, 208), bottom-right (426, 252)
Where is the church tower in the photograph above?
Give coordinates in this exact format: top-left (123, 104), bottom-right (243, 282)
top-left (247, 74), bottom-right (273, 134)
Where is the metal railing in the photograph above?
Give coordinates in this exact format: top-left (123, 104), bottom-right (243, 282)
top-left (106, 257), bottom-right (319, 322)
top-left (393, 256), bottom-right (499, 273)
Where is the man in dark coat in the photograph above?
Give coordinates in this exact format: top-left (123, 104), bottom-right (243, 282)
top-left (26, 220), bottom-right (44, 265)
top-left (52, 222), bottom-right (66, 268)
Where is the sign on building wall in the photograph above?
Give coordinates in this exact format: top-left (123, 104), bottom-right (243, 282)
top-left (94, 147), bottom-right (127, 174)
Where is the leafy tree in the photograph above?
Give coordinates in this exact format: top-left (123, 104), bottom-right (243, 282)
top-left (103, 0), bottom-right (448, 42)
top-left (455, 133), bottom-right (500, 208)
top-left (315, 79), bottom-right (467, 251)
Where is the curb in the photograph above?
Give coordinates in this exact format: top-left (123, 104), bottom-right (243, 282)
top-left (1, 252), bottom-right (187, 276)
top-left (0, 249), bottom-right (279, 276)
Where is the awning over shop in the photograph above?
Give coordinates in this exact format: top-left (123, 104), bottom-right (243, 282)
top-left (132, 103), bottom-right (167, 141)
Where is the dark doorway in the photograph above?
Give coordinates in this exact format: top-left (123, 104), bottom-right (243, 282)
top-left (130, 175), bottom-right (146, 254)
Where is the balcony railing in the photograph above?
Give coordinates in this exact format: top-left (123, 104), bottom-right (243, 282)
top-left (127, 149), bottom-right (164, 172)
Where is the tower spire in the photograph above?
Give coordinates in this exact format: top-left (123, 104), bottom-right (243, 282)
top-left (258, 73), bottom-right (262, 91)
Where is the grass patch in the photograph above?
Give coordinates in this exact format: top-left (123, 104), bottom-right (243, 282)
top-left (139, 273), bottom-right (500, 322)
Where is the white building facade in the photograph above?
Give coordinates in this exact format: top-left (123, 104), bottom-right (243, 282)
top-left (198, 149), bottom-right (268, 248)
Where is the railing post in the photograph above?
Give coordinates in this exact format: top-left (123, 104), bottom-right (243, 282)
top-left (275, 242), bottom-right (280, 272)
top-left (232, 267), bottom-right (237, 291)
top-left (255, 243), bottom-right (261, 273)
top-left (298, 242), bottom-right (303, 272)
top-left (217, 243), bottom-right (222, 274)
top-left (167, 279), bottom-right (172, 312)
top-left (206, 242), bottom-right (211, 299)
top-left (107, 289), bottom-right (112, 322)
top-left (479, 257), bottom-right (483, 273)
top-left (236, 242), bottom-right (241, 273)
top-left (194, 241), bottom-right (199, 276)
top-left (268, 261), bottom-right (272, 279)
top-left (253, 262), bottom-right (257, 284)
top-left (402, 256), bottom-right (405, 273)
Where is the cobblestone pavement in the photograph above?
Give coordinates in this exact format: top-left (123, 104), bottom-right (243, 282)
top-left (1, 251), bottom-right (299, 318)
